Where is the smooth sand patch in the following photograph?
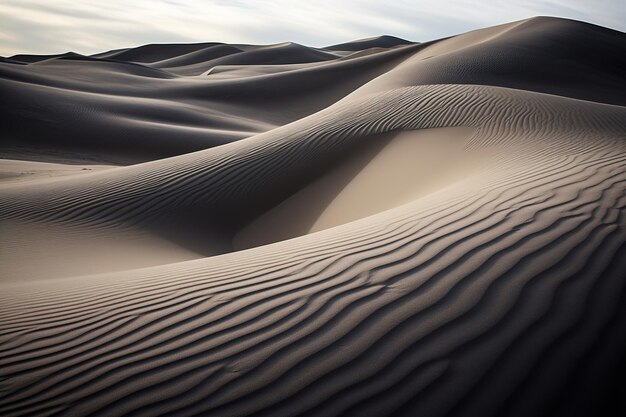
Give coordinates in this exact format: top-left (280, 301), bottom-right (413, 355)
top-left (0, 159), bottom-right (114, 184)
top-left (235, 127), bottom-right (479, 249)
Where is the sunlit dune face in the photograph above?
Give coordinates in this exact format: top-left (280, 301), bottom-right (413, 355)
top-left (235, 127), bottom-right (482, 250)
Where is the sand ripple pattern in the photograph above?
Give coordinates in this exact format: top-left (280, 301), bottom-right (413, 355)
top-left (1, 17), bottom-right (626, 417)
top-left (1, 81), bottom-right (625, 416)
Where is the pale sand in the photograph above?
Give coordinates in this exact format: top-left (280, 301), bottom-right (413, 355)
top-left (235, 127), bottom-right (481, 250)
top-left (1, 16), bottom-right (625, 417)
top-left (0, 159), bottom-right (114, 183)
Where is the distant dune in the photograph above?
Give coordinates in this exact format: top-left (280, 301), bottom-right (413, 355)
top-left (1, 16), bottom-right (625, 417)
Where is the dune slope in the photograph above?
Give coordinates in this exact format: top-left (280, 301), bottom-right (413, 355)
top-left (1, 16), bottom-right (625, 417)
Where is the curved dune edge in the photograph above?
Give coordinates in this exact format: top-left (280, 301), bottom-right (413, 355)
top-left (235, 127), bottom-right (480, 250)
top-left (1, 16), bottom-right (626, 417)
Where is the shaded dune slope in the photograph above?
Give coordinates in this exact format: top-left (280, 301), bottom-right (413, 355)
top-left (1, 16), bottom-right (626, 417)
top-left (325, 35), bottom-right (414, 51)
top-left (0, 42), bottom-right (421, 163)
top-left (150, 43), bottom-right (340, 76)
top-left (93, 43), bottom-right (223, 63)
top-left (196, 43), bottom-right (338, 68)
top-left (148, 45), bottom-right (244, 74)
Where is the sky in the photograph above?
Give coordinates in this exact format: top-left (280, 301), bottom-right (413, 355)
top-left (1, 0), bottom-right (625, 56)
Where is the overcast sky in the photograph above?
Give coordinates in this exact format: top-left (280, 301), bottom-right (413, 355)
top-left (1, 0), bottom-right (625, 56)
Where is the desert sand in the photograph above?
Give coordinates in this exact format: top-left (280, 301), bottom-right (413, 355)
top-left (1, 16), bottom-right (625, 417)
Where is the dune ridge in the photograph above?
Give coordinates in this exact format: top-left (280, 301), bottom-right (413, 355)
top-left (1, 16), bottom-right (625, 417)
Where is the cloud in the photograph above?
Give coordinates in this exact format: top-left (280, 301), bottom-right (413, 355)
top-left (1, 0), bottom-right (624, 56)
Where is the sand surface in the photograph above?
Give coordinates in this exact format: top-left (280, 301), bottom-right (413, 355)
top-left (1, 16), bottom-right (626, 417)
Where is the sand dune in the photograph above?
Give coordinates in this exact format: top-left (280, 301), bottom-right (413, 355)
top-left (93, 43), bottom-right (223, 63)
top-left (325, 35), bottom-right (414, 51)
top-left (0, 38), bottom-right (420, 164)
top-left (1, 16), bottom-right (625, 417)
